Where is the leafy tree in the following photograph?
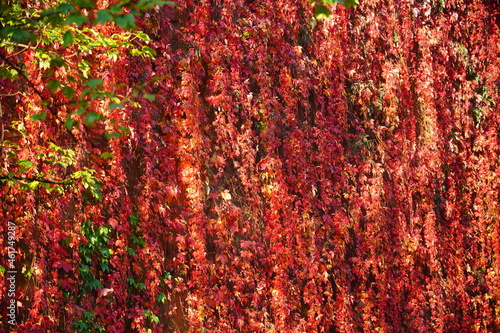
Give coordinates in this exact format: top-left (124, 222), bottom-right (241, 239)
top-left (0, 0), bottom-right (170, 127)
top-left (0, 0), bottom-right (171, 190)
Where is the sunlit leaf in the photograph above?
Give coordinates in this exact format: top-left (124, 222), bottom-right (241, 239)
top-left (343, 0), bottom-right (359, 8)
top-left (100, 152), bottom-right (114, 159)
top-left (314, 5), bottom-right (332, 19)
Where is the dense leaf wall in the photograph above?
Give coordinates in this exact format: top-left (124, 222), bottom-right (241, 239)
top-left (1, 0), bottom-right (500, 332)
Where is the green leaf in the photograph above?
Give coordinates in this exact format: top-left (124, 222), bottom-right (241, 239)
top-left (31, 112), bottom-right (47, 121)
top-left (85, 78), bottom-right (103, 89)
top-left (115, 14), bottom-right (136, 29)
top-left (0, 27), bottom-right (35, 43)
top-left (72, 0), bottom-right (96, 9)
top-left (50, 55), bottom-right (65, 68)
top-left (156, 293), bottom-right (166, 304)
top-left (108, 3), bottom-right (125, 15)
top-left (145, 310), bottom-right (159, 323)
top-left (316, 0), bottom-right (358, 8)
top-left (314, 5), bottom-right (332, 19)
top-left (135, 31), bottom-right (150, 42)
top-left (139, 0), bottom-right (176, 8)
top-left (100, 152), bottom-right (114, 159)
top-left (81, 88), bottom-right (91, 99)
top-left (63, 30), bottom-right (74, 47)
top-left (61, 86), bottom-right (76, 99)
top-left (94, 9), bottom-right (113, 25)
top-left (64, 117), bottom-right (78, 129)
top-left (109, 102), bottom-right (123, 110)
top-left (43, 11), bottom-right (65, 26)
top-left (129, 212), bottom-right (139, 225)
top-left (47, 79), bottom-right (61, 92)
top-left (38, 57), bottom-right (51, 70)
top-left (342, 0), bottom-right (359, 8)
top-left (88, 279), bottom-right (102, 290)
top-left (84, 112), bottom-right (103, 126)
top-left (142, 45), bottom-right (156, 57)
top-left (0, 67), bottom-right (19, 80)
top-left (28, 181), bottom-right (40, 190)
top-left (105, 132), bottom-right (122, 139)
top-left (19, 160), bottom-right (33, 168)
top-left (137, 0), bottom-right (158, 9)
top-left (65, 13), bottom-right (89, 26)
top-left (130, 49), bottom-right (141, 57)
top-left (118, 126), bottom-right (131, 135)
top-left (78, 60), bottom-right (91, 78)
top-left (90, 91), bottom-right (106, 100)
top-left (100, 262), bottom-right (110, 272)
top-left (143, 93), bottom-right (156, 101)
top-left (57, 3), bottom-right (74, 15)
top-left (83, 310), bottom-right (94, 320)
top-left (129, 45), bottom-right (157, 59)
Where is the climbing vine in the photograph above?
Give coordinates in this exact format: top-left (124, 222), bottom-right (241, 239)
top-left (1, 0), bottom-right (500, 332)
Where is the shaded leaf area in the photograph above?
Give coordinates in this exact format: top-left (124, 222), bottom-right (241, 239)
top-left (1, 0), bottom-right (500, 332)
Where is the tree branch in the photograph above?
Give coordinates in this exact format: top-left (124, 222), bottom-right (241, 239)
top-left (0, 175), bottom-right (73, 185)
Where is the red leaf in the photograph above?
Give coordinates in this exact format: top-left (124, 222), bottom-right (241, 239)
top-left (108, 217), bottom-right (119, 229)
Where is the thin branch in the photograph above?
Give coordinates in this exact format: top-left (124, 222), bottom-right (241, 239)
top-left (0, 41), bottom-right (35, 50)
top-left (0, 53), bottom-right (33, 85)
top-left (0, 175), bottom-right (74, 185)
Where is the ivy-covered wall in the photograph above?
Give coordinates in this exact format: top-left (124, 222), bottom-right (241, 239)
top-left (1, 0), bottom-right (499, 332)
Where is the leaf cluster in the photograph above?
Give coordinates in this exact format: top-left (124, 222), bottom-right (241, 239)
top-left (310, 0), bottom-right (359, 19)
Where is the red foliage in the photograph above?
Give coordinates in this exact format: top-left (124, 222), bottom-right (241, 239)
top-left (1, 0), bottom-right (500, 332)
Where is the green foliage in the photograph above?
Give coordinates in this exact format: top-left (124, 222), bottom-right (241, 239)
top-left (0, 139), bottom-right (105, 201)
top-left (71, 168), bottom-right (103, 200)
top-left (144, 309), bottom-right (160, 324)
top-left (73, 310), bottom-right (106, 333)
top-left (1, 140), bottom-right (75, 191)
top-left (0, 0), bottom-right (171, 202)
top-left (337, 0), bottom-right (359, 8)
top-left (78, 221), bottom-right (112, 290)
top-left (156, 293), bottom-right (167, 304)
top-left (310, 0), bottom-right (359, 19)
top-left (0, 0), bottom-right (170, 118)
top-left (127, 277), bottom-right (146, 290)
top-left (314, 5), bottom-right (333, 19)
